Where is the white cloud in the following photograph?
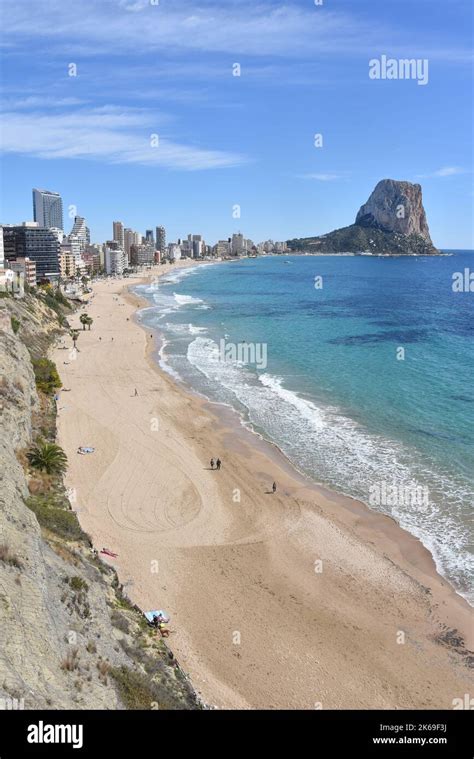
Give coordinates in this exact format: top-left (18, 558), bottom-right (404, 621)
top-left (1, 0), bottom-right (470, 63)
top-left (297, 173), bottom-right (347, 181)
top-left (416, 166), bottom-right (468, 178)
top-left (0, 105), bottom-right (247, 171)
top-left (0, 1), bottom-right (388, 58)
top-left (2, 96), bottom-right (87, 110)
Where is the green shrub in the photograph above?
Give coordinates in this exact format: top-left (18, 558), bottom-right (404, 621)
top-left (32, 358), bottom-right (61, 395)
top-left (54, 289), bottom-right (72, 309)
top-left (68, 576), bottom-right (89, 593)
top-left (25, 495), bottom-right (88, 542)
top-left (109, 665), bottom-right (187, 710)
top-left (11, 316), bottom-right (21, 334)
top-left (43, 292), bottom-right (62, 314)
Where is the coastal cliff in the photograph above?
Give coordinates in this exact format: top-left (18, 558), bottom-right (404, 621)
top-left (0, 290), bottom-right (200, 710)
top-left (287, 179), bottom-right (439, 255)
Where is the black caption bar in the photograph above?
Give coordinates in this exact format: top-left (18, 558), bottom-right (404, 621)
top-left (0, 710), bottom-right (472, 757)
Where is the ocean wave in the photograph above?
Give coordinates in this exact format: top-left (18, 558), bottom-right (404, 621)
top-left (161, 262), bottom-right (216, 285)
top-left (161, 322), bottom-right (208, 336)
top-left (173, 292), bottom-right (204, 306)
top-left (185, 337), bottom-right (474, 603)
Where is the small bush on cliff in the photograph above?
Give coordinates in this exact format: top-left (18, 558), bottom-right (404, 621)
top-left (68, 576), bottom-right (88, 593)
top-left (109, 665), bottom-right (186, 710)
top-left (25, 494), bottom-right (87, 542)
top-left (27, 440), bottom-right (68, 475)
top-left (32, 357), bottom-right (61, 395)
top-left (11, 316), bottom-right (21, 334)
top-left (39, 287), bottom-right (71, 314)
top-left (53, 289), bottom-right (72, 309)
top-left (60, 648), bottom-right (80, 672)
top-left (0, 543), bottom-right (23, 570)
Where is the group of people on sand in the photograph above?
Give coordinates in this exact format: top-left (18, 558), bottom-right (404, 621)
top-left (210, 456), bottom-right (277, 493)
top-left (150, 612), bottom-right (169, 638)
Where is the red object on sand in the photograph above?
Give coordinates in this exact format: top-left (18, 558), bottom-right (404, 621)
top-left (100, 548), bottom-right (118, 558)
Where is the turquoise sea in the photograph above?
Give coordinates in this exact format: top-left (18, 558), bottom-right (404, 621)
top-left (135, 252), bottom-right (474, 603)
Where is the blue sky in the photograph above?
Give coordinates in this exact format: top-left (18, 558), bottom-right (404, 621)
top-left (0, 0), bottom-right (472, 248)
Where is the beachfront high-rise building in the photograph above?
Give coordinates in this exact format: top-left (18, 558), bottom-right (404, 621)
top-left (130, 243), bottom-right (155, 266)
top-left (82, 250), bottom-right (101, 275)
top-left (113, 221), bottom-right (125, 251)
top-left (59, 250), bottom-right (77, 279)
top-left (145, 230), bottom-right (154, 246)
top-left (155, 226), bottom-right (166, 254)
top-left (180, 239), bottom-right (191, 257)
top-left (0, 226), bottom-right (4, 268)
top-left (32, 188), bottom-right (64, 231)
top-left (68, 216), bottom-right (89, 253)
top-left (3, 224), bottom-right (60, 281)
top-left (213, 240), bottom-right (231, 257)
top-left (60, 236), bottom-right (87, 274)
top-left (188, 234), bottom-right (204, 259)
top-left (231, 233), bottom-right (245, 256)
top-left (123, 228), bottom-right (133, 260)
top-left (104, 244), bottom-right (126, 276)
top-left (65, 235), bottom-right (83, 261)
top-left (123, 229), bottom-right (141, 262)
top-left (263, 240), bottom-right (275, 253)
top-left (168, 243), bottom-right (182, 261)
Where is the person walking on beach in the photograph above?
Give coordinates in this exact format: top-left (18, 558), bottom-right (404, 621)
top-left (134, 388), bottom-right (138, 397)
top-left (216, 458), bottom-right (221, 470)
top-left (272, 481), bottom-right (277, 493)
top-left (210, 458), bottom-right (215, 470)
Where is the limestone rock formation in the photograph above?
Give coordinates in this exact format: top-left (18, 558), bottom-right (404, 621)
top-left (287, 179), bottom-right (439, 255)
top-left (355, 179), bottom-right (433, 243)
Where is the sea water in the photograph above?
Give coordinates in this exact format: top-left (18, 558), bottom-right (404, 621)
top-left (135, 253), bottom-right (474, 603)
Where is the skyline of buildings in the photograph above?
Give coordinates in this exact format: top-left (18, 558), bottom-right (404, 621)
top-left (0, 186), bottom-right (288, 287)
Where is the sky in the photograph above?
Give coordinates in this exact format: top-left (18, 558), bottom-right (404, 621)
top-left (0, 0), bottom-right (473, 248)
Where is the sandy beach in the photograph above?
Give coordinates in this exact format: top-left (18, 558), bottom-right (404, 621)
top-left (53, 263), bottom-right (473, 709)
